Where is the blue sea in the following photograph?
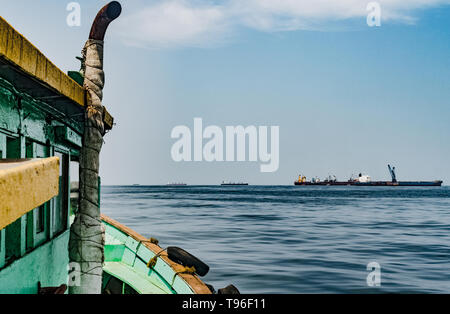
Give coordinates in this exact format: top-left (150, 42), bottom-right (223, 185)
top-left (101, 186), bottom-right (450, 293)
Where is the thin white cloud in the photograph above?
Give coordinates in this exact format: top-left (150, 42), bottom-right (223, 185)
top-left (117, 0), bottom-right (450, 48)
top-left (117, 0), bottom-right (231, 48)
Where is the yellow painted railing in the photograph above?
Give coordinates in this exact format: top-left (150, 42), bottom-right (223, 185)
top-left (0, 17), bottom-right (85, 106)
top-left (0, 157), bottom-right (59, 230)
top-left (0, 16), bottom-right (114, 130)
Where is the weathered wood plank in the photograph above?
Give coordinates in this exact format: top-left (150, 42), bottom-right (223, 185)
top-left (0, 157), bottom-right (59, 230)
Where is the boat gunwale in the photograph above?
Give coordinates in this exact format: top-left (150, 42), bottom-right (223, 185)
top-left (101, 214), bottom-right (211, 294)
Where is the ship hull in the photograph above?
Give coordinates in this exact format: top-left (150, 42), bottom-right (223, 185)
top-left (294, 181), bottom-right (443, 186)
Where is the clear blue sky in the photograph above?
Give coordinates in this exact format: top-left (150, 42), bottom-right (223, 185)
top-left (2, 0), bottom-right (449, 185)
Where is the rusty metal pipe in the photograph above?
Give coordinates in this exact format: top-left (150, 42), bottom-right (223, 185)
top-left (89, 1), bottom-right (122, 40)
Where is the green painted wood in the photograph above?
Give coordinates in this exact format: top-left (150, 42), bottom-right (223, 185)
top-left (103, 262), bottom-right (171, 294)
top-left (34, 204), bottom-right (49, 247)
top-left (25, 142), bottom-right (36, 252)
top-left (6, 136), bottom-right (24, 158)
top-left (0, 230), bottom-right (5, 268)
top-left (132, 257), bottom-right (175, 293)
top-left (0, 134), bottom-right (5, 268)
top-left (67, 71), bottom-right (84, 86)
top-left (102, 221), bottom-right (195, 295)
top-left (48, 146), bottom-right (55, 239)
top-left (25, 210), bottom-right (34, 252)
top-left (21, 99), bottom-right (48, 144)
top-left (55, 126), bottom-right (82, 148)
top-left (66, 152), bottom-right (71, 232)
top-left (125, 236), bottom-right (140, 252)
top-left (121, 247), bottom-right (136, 266)
top-left (53, 151), bottom-right (70, 236)
top-left (5, 217), bottom-right (26, 262)
top-left (5, 136), bottom-right (27, 260)
top-left (0, 230), bottom-right (70, 293)
top-left (27, 142), bottom-right (51, 248)
top-left (104, 244), bottom-right (125, 262)
top-left (0, 82), bottom-right (20, 133)
top-left (105, 223), bottom-right (128, 243)
top-left (0, 134), bottom-right (5, 158)
top-left (0, 72), bottom-right (83, 292)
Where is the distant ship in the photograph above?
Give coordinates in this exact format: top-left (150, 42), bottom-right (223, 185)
top-left (221, 181), bottom-right (249, 186)
top-left (294, 165), bottom-right (443, 187)
top-left (166, 182), bottom-right (187, 186)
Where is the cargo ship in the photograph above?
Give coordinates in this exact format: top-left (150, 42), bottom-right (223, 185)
top-left (294, 165), bottom-right (443, 186)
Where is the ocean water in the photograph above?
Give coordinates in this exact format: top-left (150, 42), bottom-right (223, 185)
top-left (101, 186), bottom-right (450, 294)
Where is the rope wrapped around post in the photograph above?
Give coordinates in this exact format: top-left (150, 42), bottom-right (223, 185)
top-left (68, 1), bottom-right (121, 295)
top-left (83, 39), bottom-right (106, 136)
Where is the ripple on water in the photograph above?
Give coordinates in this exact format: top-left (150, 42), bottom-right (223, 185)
top-left (101, 185), bottom-right (450, 293)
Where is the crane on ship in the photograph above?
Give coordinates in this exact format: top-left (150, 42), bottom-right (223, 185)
top-left (388, 164), bottom-right (397, 183)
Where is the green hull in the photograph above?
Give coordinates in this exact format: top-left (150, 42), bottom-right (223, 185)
top-left (101, 215), bottom-right (210, 294)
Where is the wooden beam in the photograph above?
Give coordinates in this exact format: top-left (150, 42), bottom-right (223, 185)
top-left (0, 157), bottom-right (59, 230)
top-left (0, 16), bottom-right (114, 130)
top-left (0, 17), bottom-right (85, 107)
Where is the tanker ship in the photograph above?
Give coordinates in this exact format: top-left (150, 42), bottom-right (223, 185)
top-left (294, 165), bottom-right (443, 187)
